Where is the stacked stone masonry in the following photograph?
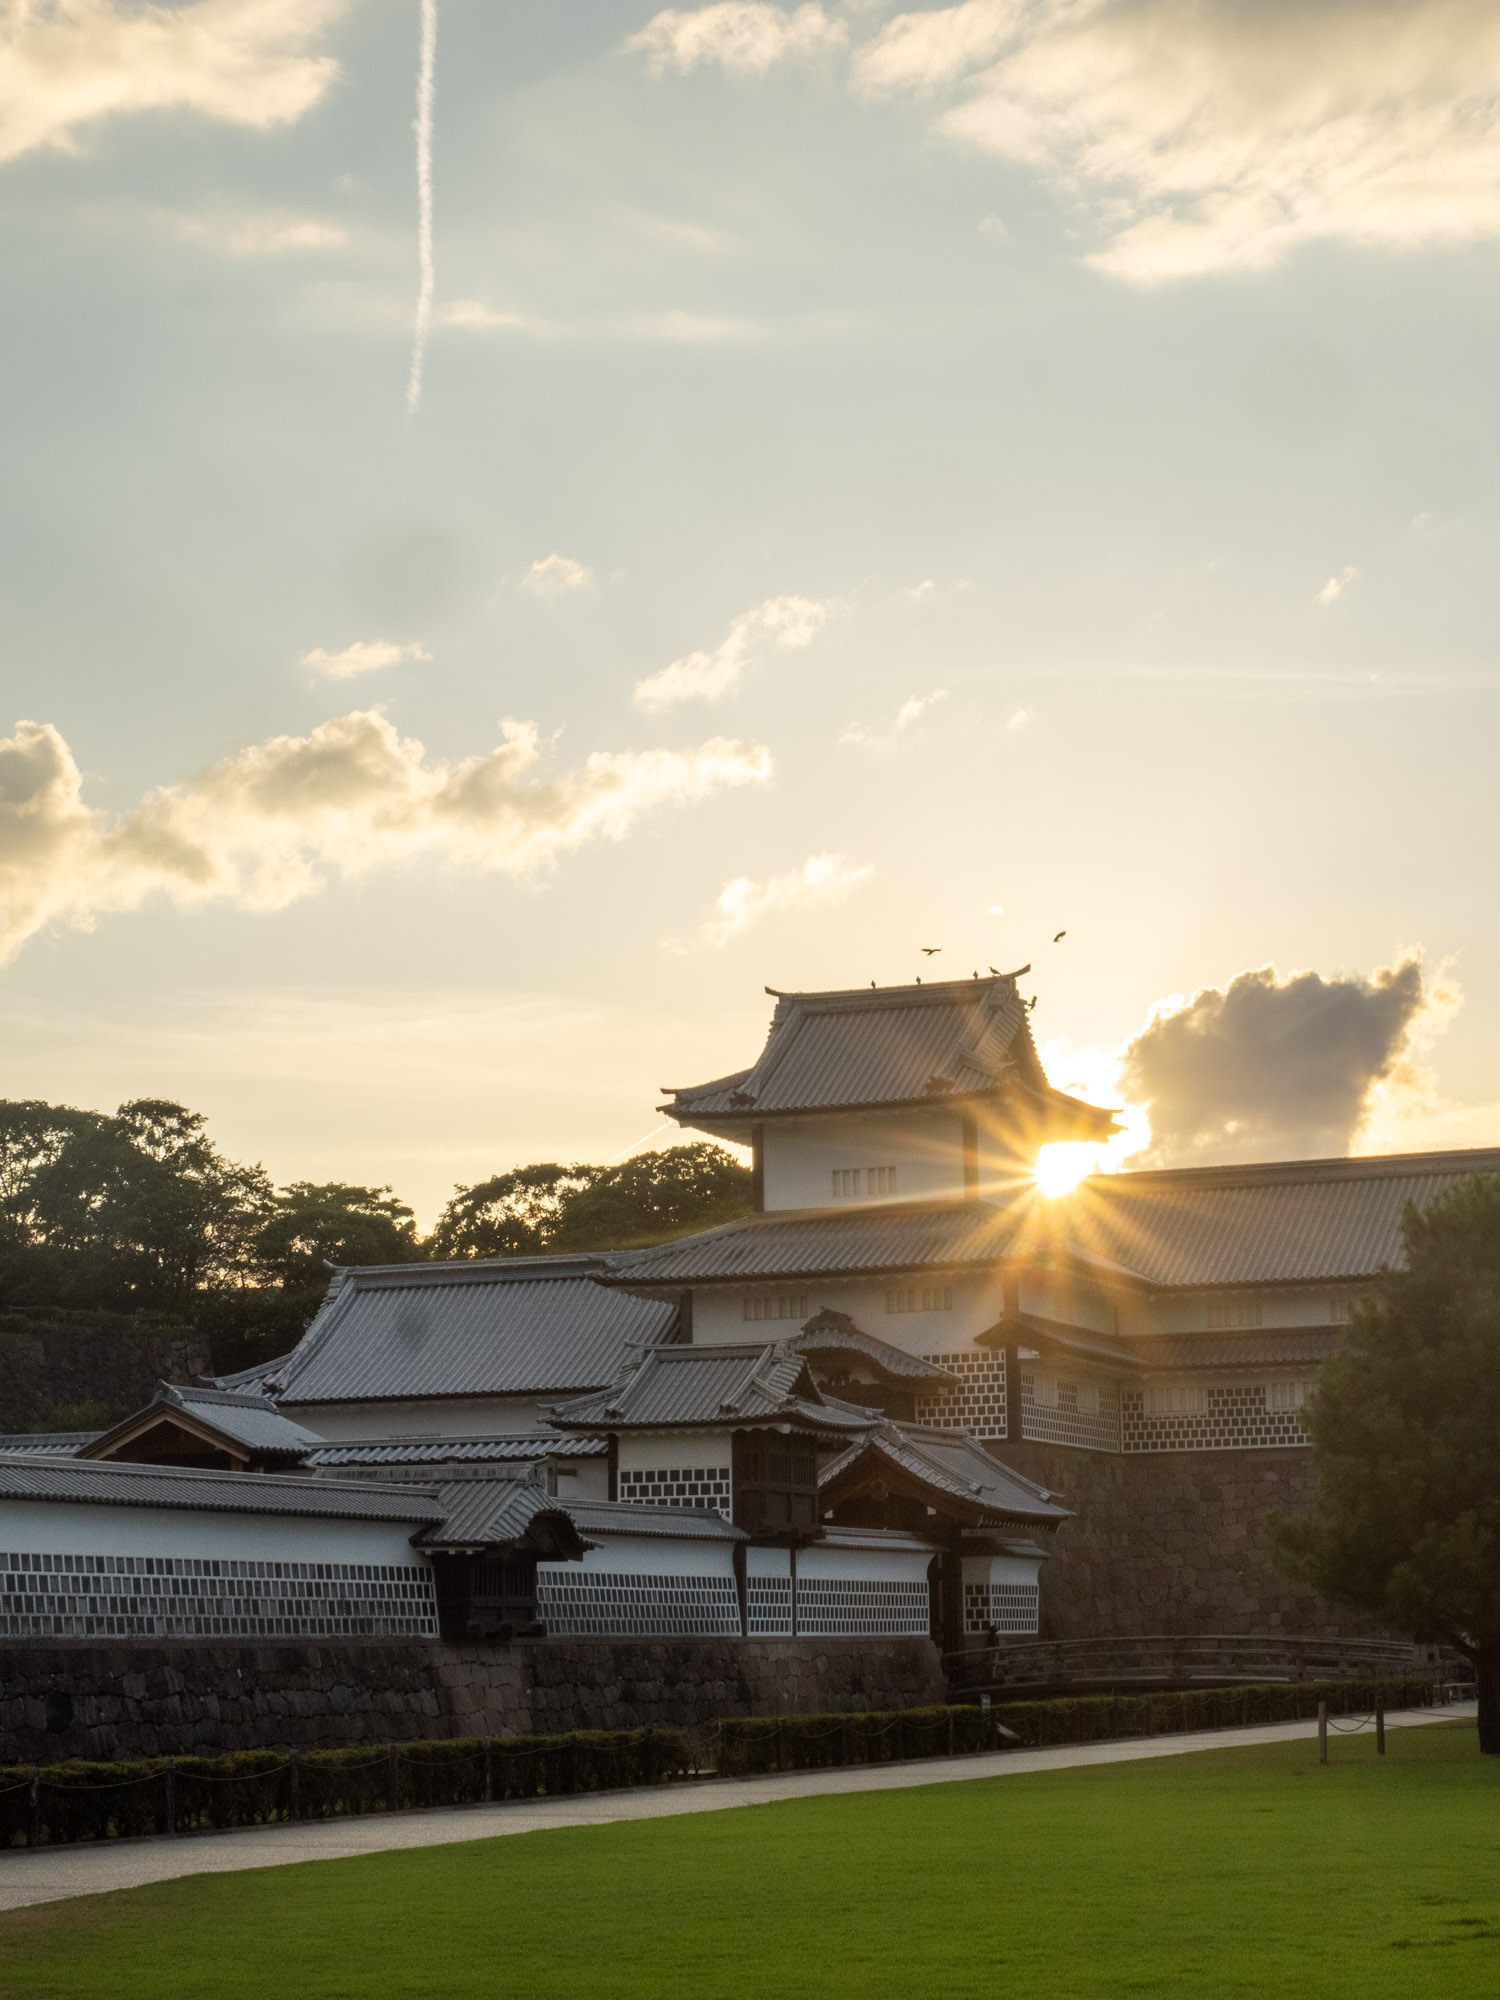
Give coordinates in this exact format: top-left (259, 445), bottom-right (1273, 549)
top-left (0, 1636), bottom-right (947, 1765)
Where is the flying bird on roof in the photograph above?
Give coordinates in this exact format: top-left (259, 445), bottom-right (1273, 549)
top-left (1053, 931), bottom-right (1067, 943)
top-left (920, 946), bottom-right (941, 955)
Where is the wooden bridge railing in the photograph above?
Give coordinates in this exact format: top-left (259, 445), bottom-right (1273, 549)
top-left (942, 1633), bottom-right (1439, 1696)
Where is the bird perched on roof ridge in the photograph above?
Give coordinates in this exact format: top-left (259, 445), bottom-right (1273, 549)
top-left (920, 945), bottom-right (941, 955)
top-left (1053, 930), bottom-right (1066, 942)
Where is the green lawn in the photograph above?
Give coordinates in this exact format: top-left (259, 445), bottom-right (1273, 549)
top-left (2, 1722), bottom-right (1498, 1999)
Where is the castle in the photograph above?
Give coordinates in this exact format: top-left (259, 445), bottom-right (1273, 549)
top-left (4, 970), bottom-right (1494, 1672)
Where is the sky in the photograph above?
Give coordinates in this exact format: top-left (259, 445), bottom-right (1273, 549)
top-left (4, 0), bottom-right (1500, 1224)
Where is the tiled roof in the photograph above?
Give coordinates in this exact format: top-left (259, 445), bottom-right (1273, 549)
top-left (1133, 1329), bottom-right (1348, 1371)
top-left (1058, 1146), bottom-right (1500, 1287)
top-left (0, 1455), bottom-right (445, 1524)
top-left (662, 976), bottom-right (1114, 1136)
top-left (0, 1432), bottom-right (100, 1456)
top-left (550, 1342), bottom-right (875, 1435)
top-left (565, 1497), bottom-right (746, 1542)
top-left (821, 1422), bottom-right (1068, 1527)
top-left (785, 1310), bottom-right (956, 1387)
top-left (415, 1478), bottom-right (589, 1556)
top-left (611, 1199), bottom-right (1024, 1286)
top-left (268, 1254), bottom-right (680, 1407)
top-left (305, 1435), bottom-right (609, 1468)
top-left (81, 1384), bottom-right (325, 1464)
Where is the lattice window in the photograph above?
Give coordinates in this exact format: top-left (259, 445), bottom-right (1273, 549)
top-left (1122, 1382), bottom-right (1312, 1452)
top-left (743, 1293), bottom-right (808, 1322)
top-left (793, 1579), bottom-right (930, 1637)
top-left (831, 1169), bottom-right (861, 1199)
top-left (915, 1350), bottom-right (1005, 1434)
top-left (535, 1570), bottom-right (741, 1637)
top-left (746, 1578), bottom-right (792, 1636)
top-left (617, 1466), bottom-right (731, 1516)
top-left (868, 1167), bottom-right (898, 1197)
top-left (1020, 1374), bottom-right (1122, 1452)
top-left (1206, 1299), bottom-right (1263, 1329)
top-left (0, 1551), bottom-right (437, 1641)
top-left (963, 1581), bottom-right (1039, 1636)
top-left (886, 1285), bottom-right (953, 1314)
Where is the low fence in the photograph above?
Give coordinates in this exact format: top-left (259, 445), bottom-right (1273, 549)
top-left (945, 1633), bottom-right (1436, 1697)
top-left (0, 1675), bottom-right (1435, 1850)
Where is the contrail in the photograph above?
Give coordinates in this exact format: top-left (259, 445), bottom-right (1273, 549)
top-left (405, 0), bottom-right (437, 416)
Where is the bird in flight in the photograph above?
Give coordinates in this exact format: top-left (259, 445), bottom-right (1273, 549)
top-left (920, 946), bottom-right (942, 956)
top-left (1053, 930), bottom-right (1067, 943)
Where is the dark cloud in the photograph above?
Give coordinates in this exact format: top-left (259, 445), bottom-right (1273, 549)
top-left (1119, 957), bottom-right (1438, 1165)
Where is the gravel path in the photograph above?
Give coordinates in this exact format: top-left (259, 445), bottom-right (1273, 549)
top-left (0, 1702), bottom-right (1472, 1913)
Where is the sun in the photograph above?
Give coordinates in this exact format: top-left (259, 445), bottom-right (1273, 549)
top-left (1033, 1143), bottom-right (1101, 1198)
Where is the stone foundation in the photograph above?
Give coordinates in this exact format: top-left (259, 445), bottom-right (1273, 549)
top-left (0, 1636), bottom-right (945, 1765)
top-left (998, 1442), bottom-right (1353, 1639)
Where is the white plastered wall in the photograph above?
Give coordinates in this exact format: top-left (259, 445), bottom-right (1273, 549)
top-left (690, 1271), bottom-right (1006, 1354)
top-left (540, 1531), bottom-right (736, 1581)
top-left (0, 1498), bottom-right (428, 1571)
top-left (760, 1108), bottom-right (966, 1211)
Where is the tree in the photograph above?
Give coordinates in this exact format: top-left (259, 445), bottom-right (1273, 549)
top-left (549, 1144), bottom-right (751, 1251)
top-left (253, 1182), bottom-right (423, 1290)
top-left (1270, 1173), bottom-right (1500, 1753)
top-left (430, 1143), bottom-right (752, 1258)
top-left (428, 1164), bottom-right (595, 1260)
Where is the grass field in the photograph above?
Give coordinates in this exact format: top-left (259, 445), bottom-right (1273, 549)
top-left (1, 1722), bottom-right (1498, 1999)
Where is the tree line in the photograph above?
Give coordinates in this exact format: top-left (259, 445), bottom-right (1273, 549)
top-left (0, 1097), bottom-right (750, 1373)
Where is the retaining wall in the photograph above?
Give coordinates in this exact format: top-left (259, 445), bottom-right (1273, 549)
top-left (0, 1636), bottom-right (946, 1765)
top-left (999, 1442), bottom-right (1355, 1639)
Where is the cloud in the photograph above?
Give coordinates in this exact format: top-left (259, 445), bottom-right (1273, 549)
top-left (627, 3), bottom-right (846, 76)
top-left (1006, 707), bottom-right (1032, 730)
top-left (175, 210), bottom-right (347, 255)
top-left (839, 687), bottom-right (947, 748)
top-left (0, 711), bottom-right (772, 964)
top-left (440, 299), bottom-right (535, 331)
top-left (634, 594), bottom-right (829, 708)
top-left (1316, 565), bottom-right (1361, 604)
top-left (648, 1), bottom-right (1500, 280)
top-left (1116, 954), bottom-right (1458, 1165)
top-left (669, 850), bottom-right (872, 950)
top-left (0, 0), bottom-right (350, 165)
top-left (299, 640), bottom-right (432, 680)
top-left (520, 554), bottom-right (594, 597)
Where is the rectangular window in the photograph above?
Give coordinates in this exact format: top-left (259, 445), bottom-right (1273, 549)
top-left (885, 1285), bottom-right (953, 1314)
top-left (831, 1169), bottom-right (861, 1199)
top-left (1076, 1380), bottom-right (1101, 1416)
top-left (1329, 1298), bottom-right (1354, 1323)
top-left (1266, 1381), bottom-right (1308, 1411)
top-left (1143, 1383), bottom-right (1209, 1416)
top-left (1206, 1299), bottom-right (1263, 1330)
top-left (1029, 1374), bottom-right (1060, 1410)
top-left (868, 1166), bottom-right (897, 1197)
top-left (743, 1293), bottom-right (809, 1323)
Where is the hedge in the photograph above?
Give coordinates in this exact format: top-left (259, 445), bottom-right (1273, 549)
top-left (714, 1677), bottom-right (1435, 1777)
top-left (0, 1729), bottom-right (698, 1849)
top-left (0, 1677), bottom-right (1434, 1848)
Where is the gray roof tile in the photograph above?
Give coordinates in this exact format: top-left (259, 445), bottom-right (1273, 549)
top-left (82, 1385), bottom-right (325, 1463)
top-left (270, 1254), bottom-right (680, 1407)
top-left (564, 1497), bottom-right (746, 1542)
top-left (612, 1199), bottom-right (1023, 1286)
top-left (662, 976), bottom-right (1112, 1135)
top-left (305, 1435), bottom-right (609, 1467)
top-left (822, 1422), bottom-right (1068, 1526)
top-left (551, 1341), bottom-right (875, 1434)
top-left (0, 1455), bottom-right (445, 1524)
top-left (1060, 1146), bottom-right (1500, 1286)
top-left (415, 1479), bottom-right (589, 1555)
top-left (0, 1433), bottom-right (100, 1456)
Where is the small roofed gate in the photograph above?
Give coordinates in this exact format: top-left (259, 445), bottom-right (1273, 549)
top-left (731, 1431), bottom-right (820, 1536)
top-left (430, 1553), bottom-right (545, 1642)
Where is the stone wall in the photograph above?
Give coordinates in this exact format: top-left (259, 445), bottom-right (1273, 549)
top-left (0, 1315), bottom-right (209, 1434)
top-left (1000, 1441), bottom-right (1354, 1639)
top-left (0, 1636), bottom-right (945, 1766)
